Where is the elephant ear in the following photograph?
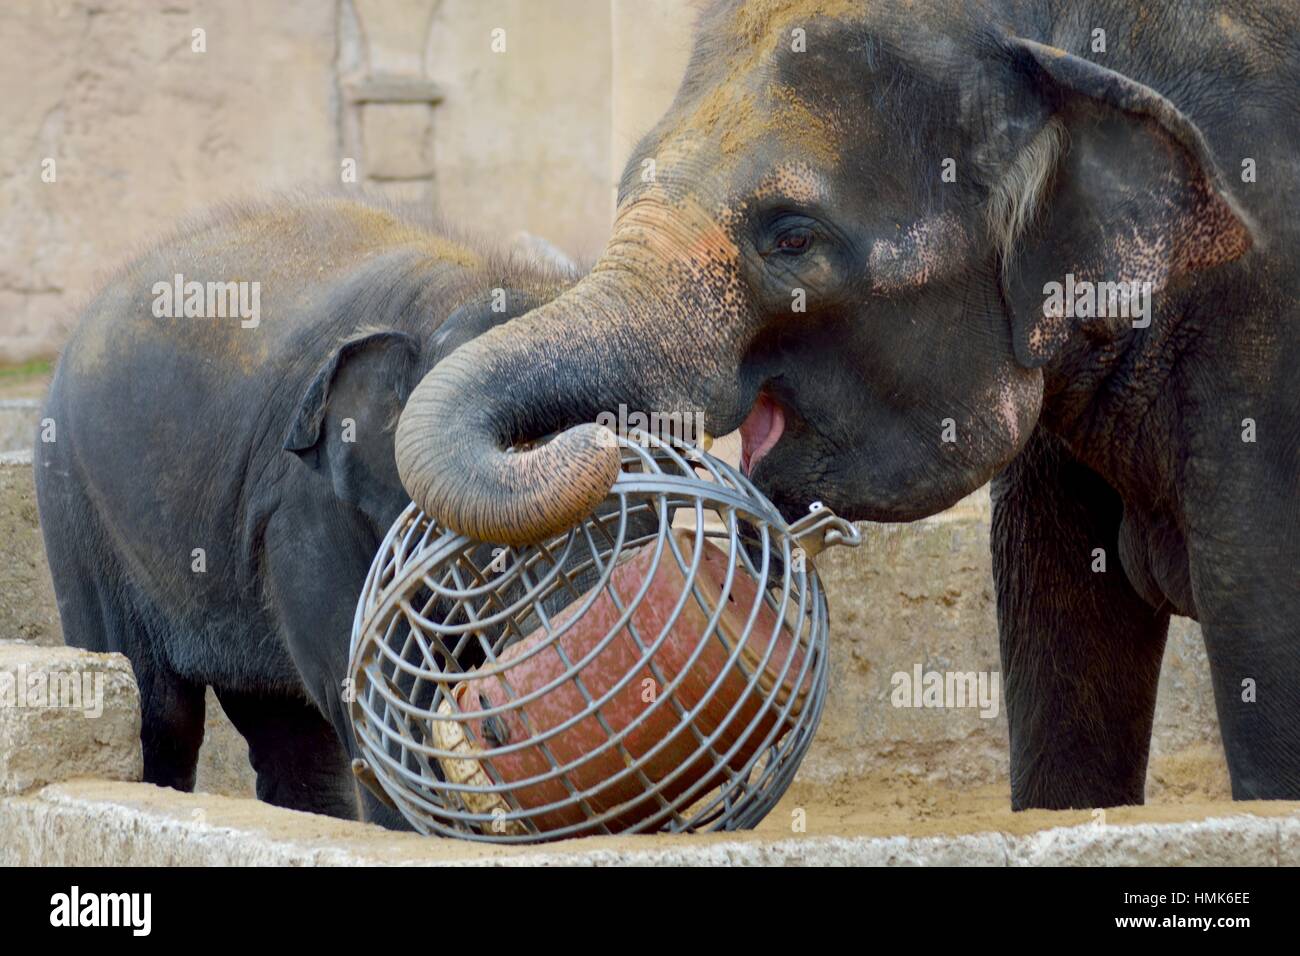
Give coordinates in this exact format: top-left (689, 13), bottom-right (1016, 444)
top-left (285, 329), bottom-right (420, 508)
top-left (996, 37), bottom-right (1254, 368)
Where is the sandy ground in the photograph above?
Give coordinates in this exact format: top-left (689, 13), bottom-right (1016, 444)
top-left (169, 741), bottom-right (1295, 854)
top-left (755, 751), bottom-right (1300, 841)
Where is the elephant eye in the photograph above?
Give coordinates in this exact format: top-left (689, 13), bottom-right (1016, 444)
top-left (776, 228), bottom-right (813, 254)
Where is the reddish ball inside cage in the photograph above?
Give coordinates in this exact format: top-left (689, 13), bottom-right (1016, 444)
top-left (348, 431), bottom-right (857, 842)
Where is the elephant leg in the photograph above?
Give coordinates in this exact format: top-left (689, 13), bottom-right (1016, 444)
top-left (262, 504), bottom-right (414, 830)
top-left (137, 667), bottom-right (208, 792)
top-left (212, 686), bottom-right (358, 818)
top-left (43, 516), bottom-right (206, 791)
top-left (357, 785), bottom-right (416, 831)
top-left (1184, 513), bottom-right (1300, 799)
top-left (991, 427), bottom-right (1170, 810)
top-left (1200, 620), bottom-right (1300, 799)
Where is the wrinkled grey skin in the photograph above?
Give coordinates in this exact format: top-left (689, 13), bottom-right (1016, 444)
top-left (35, 197), bottom-right (581, 828)
top-left (393, 1), bottom-right (1300, 808)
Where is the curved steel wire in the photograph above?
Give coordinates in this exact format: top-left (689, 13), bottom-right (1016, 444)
top-left (348, 429), bottom-right (849, 842)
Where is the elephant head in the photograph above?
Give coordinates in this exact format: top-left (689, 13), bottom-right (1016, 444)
top-left (395, 1), bottom-right (1251, 545)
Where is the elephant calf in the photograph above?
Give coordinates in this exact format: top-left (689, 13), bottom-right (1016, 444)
top-left (34, 196), bottom-right (578, 826)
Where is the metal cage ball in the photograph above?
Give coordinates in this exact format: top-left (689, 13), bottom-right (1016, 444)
top-left (348, 430), bottom-right (855, 842)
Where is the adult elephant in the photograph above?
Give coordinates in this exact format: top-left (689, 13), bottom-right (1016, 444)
top-left (394, 0), bottom-right (1300, 809)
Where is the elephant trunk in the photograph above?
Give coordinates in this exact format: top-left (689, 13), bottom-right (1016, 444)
top-left (395, 271), bottom-right (698, 546)
top-left (397, 190), bottom-right (750, 545)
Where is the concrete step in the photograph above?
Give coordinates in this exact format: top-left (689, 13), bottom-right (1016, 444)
top-left (0, 399), bottom-right (39, 453)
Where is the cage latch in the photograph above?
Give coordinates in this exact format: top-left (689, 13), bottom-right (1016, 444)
top-left (789, 501), bottom-right (861, 561)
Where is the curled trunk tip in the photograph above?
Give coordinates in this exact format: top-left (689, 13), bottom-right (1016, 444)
top-left (395, 363), bottom-right (622, 545)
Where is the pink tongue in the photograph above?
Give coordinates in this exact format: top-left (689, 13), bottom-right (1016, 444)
top-left (739, 394), bottom-right (785, 475)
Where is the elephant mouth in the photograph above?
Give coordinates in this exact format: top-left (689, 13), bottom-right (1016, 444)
top-left (739, 392), bottom-right (785, 476)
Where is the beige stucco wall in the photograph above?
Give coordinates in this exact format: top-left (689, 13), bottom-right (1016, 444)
top-left (0, 0), bottom-right (644, 363)
top-left (610, 0), bottom-right (696, 203)
top-left (0, 0), bottom-right (339, 362)
top-left (422, 0), bottom-right (614, 260)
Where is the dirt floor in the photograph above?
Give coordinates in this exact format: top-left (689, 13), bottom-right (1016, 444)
top-left (754, 749), bottom-right (1300, 841)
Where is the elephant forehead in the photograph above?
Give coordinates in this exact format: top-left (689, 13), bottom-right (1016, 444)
top-left (669, 82), bottom-right (841, 170)
top-left (753, 161), bottom-right (830, 205)
top-left (726, 0), bottom-right (865, 56)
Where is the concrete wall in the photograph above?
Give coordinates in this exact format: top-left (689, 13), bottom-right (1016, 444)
top-left (0, 0), bottom-right (339, 362)
top-left (804, 494), bottom-right (1228, 801)
top-left (610, 0), bottom-right (696, 200)
top-left (421, 0), bottom-right (613, 259)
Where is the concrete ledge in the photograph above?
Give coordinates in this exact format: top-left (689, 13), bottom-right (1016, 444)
top-left (0, 642), bottom-right (141, 794)
top-left (1007, 816), bottom-right (1289, 867)
top-left (3, 780), bottom-right (1297, 866)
